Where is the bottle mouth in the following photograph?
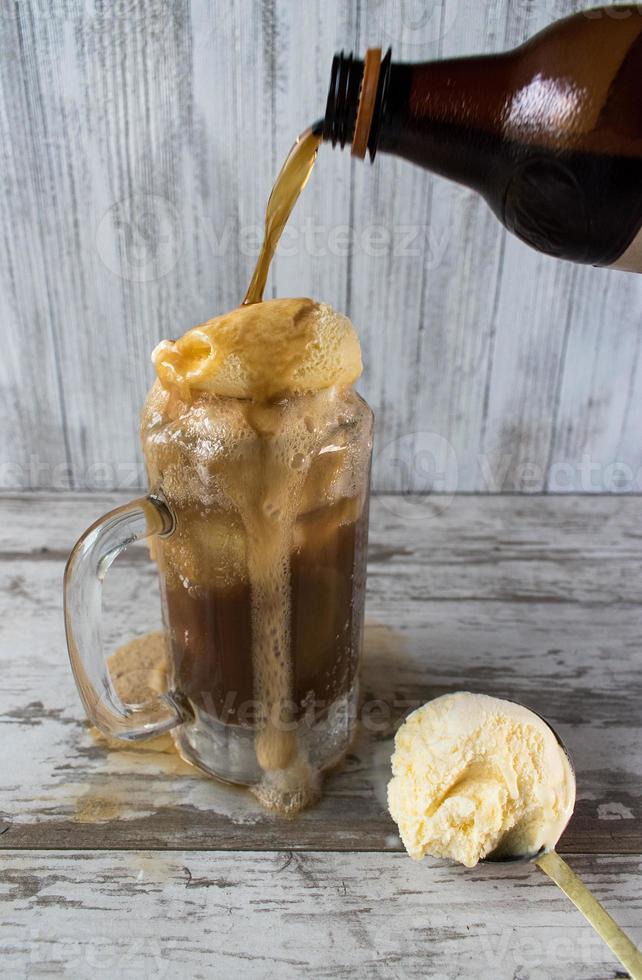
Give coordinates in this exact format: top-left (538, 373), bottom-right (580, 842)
top-left (322, 51), bottom-right (363, 150)
top-left (322, 48), bottom-right (392, 161)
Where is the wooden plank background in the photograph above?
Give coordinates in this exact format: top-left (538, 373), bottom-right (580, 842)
top-left (2, 493), bottom-right (641, 852)
top-left (0, 0), bottom-right (640, 493)
top-left (2, 491), bottom-right (642, 974)
top-left (2, 851), bottom-right (640, 978)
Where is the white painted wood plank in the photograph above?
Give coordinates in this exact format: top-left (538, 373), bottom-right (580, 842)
top-left (4, 491), bottom-right (642, 602)
top-left (347, 1), bottom-right (456, 492)
top-left (0, 0), bottom-right (641, 495)
top-left (383, 0), bottom-right (511, 493)
top-left (1, 493), bottom-right (640, 850)
top-left (269, 0), bottom-right (358, 308)
top-left (0, 6), bottom-right (75, 486)
top-left (548, 265), bottom-right (642, 491)
top-left (0, 0), bottom-right (278, 492)
top-left (1, 851), bottom-right (641, 979)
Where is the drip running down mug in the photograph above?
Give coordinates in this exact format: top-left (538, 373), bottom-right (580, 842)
top-left (64, 383), bottom-right (373, 787)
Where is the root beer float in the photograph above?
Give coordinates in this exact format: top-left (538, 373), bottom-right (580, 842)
top-left (65, 78), bottom-right (371, 814)
top-left (65, 3), bottom-right (639, 823)
top-left (143, 299), bottom-right (372, 813)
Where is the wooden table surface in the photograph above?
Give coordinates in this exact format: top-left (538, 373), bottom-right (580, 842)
top-left (1, 492), bottom-right (641, 978)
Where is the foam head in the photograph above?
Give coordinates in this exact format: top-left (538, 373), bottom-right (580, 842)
top-left (152, 298), bottom-right (362, 400)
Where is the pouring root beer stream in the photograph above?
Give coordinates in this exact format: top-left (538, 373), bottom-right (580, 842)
top-left (243, 126), bottom-right (322, 306)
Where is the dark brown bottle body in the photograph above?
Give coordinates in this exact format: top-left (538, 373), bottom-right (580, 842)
top-left (322, 7), bottom-right (642, 270)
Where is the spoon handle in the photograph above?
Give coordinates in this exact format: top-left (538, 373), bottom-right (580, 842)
top-left (535, 850), bottom-right (642, 979)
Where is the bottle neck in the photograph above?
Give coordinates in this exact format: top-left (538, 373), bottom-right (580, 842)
top-left (321, 52), bottom-right (365, 153)
top-left (322, 49), bottom-right (511, 190)
top-left (322, 49), bottom-right (393, 160)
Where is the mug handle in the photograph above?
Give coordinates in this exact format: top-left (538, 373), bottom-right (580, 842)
top-left (64, 493), bottom-right (185, 740)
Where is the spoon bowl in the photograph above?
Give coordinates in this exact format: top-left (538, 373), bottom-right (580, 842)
top-left (484, 707), bottom-right (576, 864)
top-left (482, 702), bottom-right (642, 980)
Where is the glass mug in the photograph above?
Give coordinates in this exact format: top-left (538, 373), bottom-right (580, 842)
top-left (64, 383), bottom-right (373, 787)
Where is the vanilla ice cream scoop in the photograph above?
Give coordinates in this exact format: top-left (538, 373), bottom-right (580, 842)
top-left (152, 298), bottom-right (362, 400)
top-left (387, 691), bottom-right (575, 868)
top-left (388, 692), bottom-right (642, 978)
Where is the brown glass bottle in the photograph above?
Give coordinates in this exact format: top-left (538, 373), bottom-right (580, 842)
top-left (321, 7), bottom-right (642, 271)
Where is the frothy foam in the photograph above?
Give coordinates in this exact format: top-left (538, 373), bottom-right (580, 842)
top-left (152, 298), bottom-right (362, 400)
top-left (143, 300), bottom-right (370, 815)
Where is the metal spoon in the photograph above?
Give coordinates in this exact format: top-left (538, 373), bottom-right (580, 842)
top-left (485, 714), bottom-right (642, 980)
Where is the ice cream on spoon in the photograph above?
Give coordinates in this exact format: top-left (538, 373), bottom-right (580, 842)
top-left (388, 691), bottom-right (642, 979)
top-left (387, 691), bottom-right (574, 867)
